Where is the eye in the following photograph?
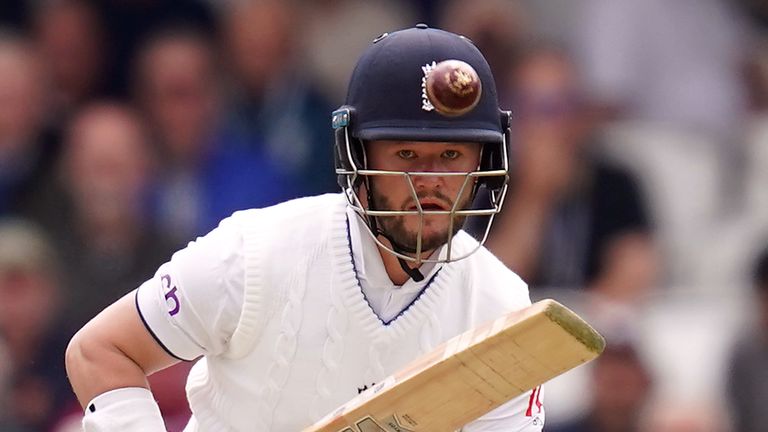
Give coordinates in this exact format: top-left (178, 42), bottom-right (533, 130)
top-left (397, 149), bottom-right (417, 160)
top-left (442, 149), bottom-right (461, 160)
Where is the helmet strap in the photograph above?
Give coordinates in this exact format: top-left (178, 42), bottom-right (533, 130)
top-left (376, 228), bottom-right (426, 282)
top-left (397, 256), bottom-right (426, 282)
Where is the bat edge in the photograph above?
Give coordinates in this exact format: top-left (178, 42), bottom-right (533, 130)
top-left (538, 299), bottom-right (606, 355)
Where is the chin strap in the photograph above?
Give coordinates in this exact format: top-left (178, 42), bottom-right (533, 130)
top-left (374, 226), bottom-right (426, 282)
top-left (397, 256), bottom-right (425, 282)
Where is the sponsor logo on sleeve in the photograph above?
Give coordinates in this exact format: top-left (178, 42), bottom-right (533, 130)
top-left (160, 274), bottom-right (180, 316)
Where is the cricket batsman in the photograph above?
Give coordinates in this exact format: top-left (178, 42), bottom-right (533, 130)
top-left (66, 25), bottom-right (545, 431)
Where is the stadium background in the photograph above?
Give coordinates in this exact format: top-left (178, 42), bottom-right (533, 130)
top-left (0, 0), bottom-right (766, 431)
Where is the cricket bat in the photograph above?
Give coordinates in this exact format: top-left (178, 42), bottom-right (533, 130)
top-left (303, 299), bottom-right (605, 432)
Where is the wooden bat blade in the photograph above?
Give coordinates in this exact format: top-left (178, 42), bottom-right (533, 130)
top-left (303, 299), bottom-right (605, 432)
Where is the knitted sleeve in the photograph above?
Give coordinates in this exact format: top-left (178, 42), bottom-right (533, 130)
top-left (135, 215), bottom-right (247, 360)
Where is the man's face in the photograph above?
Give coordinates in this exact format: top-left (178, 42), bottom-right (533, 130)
top-left (361, 140), bottom-right (482, 254)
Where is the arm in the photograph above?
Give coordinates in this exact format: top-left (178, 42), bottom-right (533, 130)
top-left (65, 291), bottom-right (178, 431)
top-left (65, 291), bottom-right (179, 409)
top-left (65, 214), bottom-right (248, 430)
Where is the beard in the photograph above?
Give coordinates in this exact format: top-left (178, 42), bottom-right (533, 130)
top-left (369, 187), bottom-right (474, 255)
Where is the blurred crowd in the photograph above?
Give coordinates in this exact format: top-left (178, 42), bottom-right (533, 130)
top-left (0, 0), bottom-right (766, 431)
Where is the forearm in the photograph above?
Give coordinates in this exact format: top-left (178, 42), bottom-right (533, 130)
top-left (65, 292), bottom-right (181, 431)
top-left (66, 327), bottom-right (151, 408)
top-left (65, 291), bottom-right (179, 407)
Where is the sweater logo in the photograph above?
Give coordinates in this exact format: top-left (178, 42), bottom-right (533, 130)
top-left (161, 274), bottom-right (180, 316)
top-left (357, 383), bottom-right (375, 394)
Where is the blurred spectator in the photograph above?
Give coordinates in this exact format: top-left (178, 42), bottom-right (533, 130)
top-left (32, 103), bottom-right (192, 430)
top-left (96, 0), bottom-right (216, 98)
top-left (409, 0), bottom-right (440, 25)
top-left (549, 338), bottom-right (652, 432)
top-left (134, 27), bottom-right (298, 241)
top-left (439, 0), bottom-right (530, 100)
top-left (738, 0), bottom-right (768, 31)
top-left (0, 31), bottom-right (57, 217)
top-left (220, 0), bottom-right (338, 196)
top-left (0, 335), bottom-right (8, 385)
top-left (302, 0), bottom-right (417, 103)
top-left (486, 46), bottom-right (658, 302)
top-left (0, 3), bottom-right (29, 31)
top-left (744, 42), bottom-right (768, 112)
top-left (0, 331), bottom-right (14, 430)
top-left (31, 0), bottom-right (109, 123)
top-left (639, 401), bottom-right (729, 432)
top-left (741, 0), bottom-right (768, 114)
top-left (744, 93), bottom-right (768, 226)
top-left (32, 103), bottom-right (176, 330)
top-left (726, 245), bottom-right (768, 432)
top-left (742, 0), bottom-right (768, 217)
top-left (0, 219), bottom-right (76, 431)
top-left (569, 0), bottom-right (748, 139)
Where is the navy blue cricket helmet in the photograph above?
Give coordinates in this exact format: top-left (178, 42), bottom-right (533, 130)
top-left (333, 24), bottom-right (511, 264)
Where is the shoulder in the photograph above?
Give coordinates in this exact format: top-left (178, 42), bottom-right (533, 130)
top-left (231, 193), bottom-right (342, 217)
top-left (181, 193), bottom-right (343, 267)
top-left (215, 194), bottom-right (346, 272)
top-left (453, 231), bottom-right (527, 289)
top-left (453, 231), bottom-right (531, 310)
top-left (227, 193), bottom-right (344, 234)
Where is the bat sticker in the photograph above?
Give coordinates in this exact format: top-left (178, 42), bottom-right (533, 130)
top-left (337, 414), bottom-right (414, 432)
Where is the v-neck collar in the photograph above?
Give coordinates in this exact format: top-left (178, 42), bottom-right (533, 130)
top-left (329, 196), bottom-right (459, 335)
top-left (346, 206), bottom-right (443, 294)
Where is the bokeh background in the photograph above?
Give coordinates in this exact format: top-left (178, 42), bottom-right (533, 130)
top-left (0, 0), bottom-right (767, 431)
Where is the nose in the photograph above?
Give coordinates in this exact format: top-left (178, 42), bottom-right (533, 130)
top-left (410, 156), bottom-right (447, 191)
top-left (411, 173), bottom-right (442, 192)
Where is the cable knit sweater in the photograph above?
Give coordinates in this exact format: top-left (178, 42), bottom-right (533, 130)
top-left (137, 193), bottom-right (540, 431)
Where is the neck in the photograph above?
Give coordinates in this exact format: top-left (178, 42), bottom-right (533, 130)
top-left (376, 235), bottom-right (434, 285)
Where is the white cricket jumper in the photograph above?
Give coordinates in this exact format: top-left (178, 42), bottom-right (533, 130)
top-left (135, 193), bottom-right (545, 431)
